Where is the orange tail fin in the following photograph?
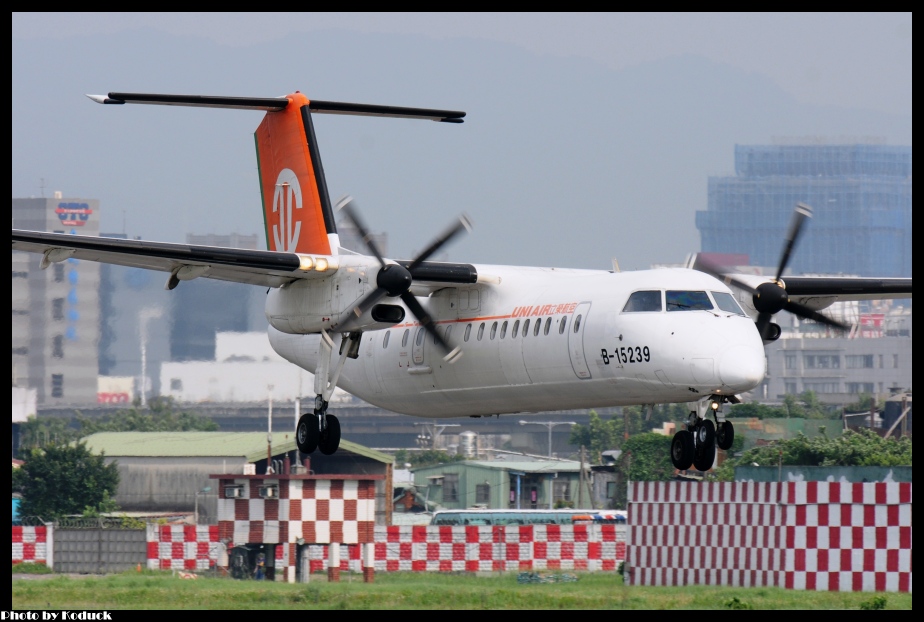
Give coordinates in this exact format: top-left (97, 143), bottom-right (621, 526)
top-left (255, 92), bottom-right (338, 255)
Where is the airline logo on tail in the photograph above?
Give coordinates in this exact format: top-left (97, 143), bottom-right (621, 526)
top-left (273, 168), bottom-right (302, 253)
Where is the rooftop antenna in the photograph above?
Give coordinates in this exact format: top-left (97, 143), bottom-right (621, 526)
top-left (39, 178), bottom-right (46, 198)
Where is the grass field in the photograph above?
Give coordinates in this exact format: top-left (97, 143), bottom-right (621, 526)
top-left (11, 568), bottom-right (912, 610)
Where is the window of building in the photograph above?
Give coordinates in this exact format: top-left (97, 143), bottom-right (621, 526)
top-left (553, 480), bottom-right (571, 505)
top-left (802, 381), bottom-right (840, 394)
top-left (52, 298), bottom-right (65, 321)
top-left (12, 270), bottom-right (27, 279)
top-left (606, 481), bottom-right (617, 499)
top-left (622, 290), bottom-right (662, 312)
top-left (170, 378), bottom-right (183, 391)
top-left (52, 335), bottom-right (64, 358)
top-left (51, 374), bottom-right (64, 398)
top-left (893, 354), bottom-right (899, 369)
top-left (785, 382), bottom-right (799, 394)
top-left (475, 483), bottom-right (490, 504)
top-left (443, 474), bottom-right (459, 503)
top-left (878, 355), bottom-right (884, 369)
top-left (804, 354), bottom-right (840, 369)
top-left (846, 382), bottom-right (875, 394)
top-left (845, 354), bottom-right (874, 369)
top-left (53, 263), bottom-right (65, 283)
top-left (785, 354), bottom-right (797, 370)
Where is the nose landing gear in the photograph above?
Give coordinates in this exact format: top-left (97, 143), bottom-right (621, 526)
top-left (670, 396), bottom-right (735, 472)
top-left (295, 331), bottom-right (354, 456)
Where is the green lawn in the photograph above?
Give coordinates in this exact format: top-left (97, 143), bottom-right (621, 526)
top-left (11, 569), bottom-right (913, 610)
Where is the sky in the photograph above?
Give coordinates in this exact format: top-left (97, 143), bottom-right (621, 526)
top-left (12, 13), bottom-right (912, 271)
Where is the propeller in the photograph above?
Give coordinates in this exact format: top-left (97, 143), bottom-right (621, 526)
top-left (336, 195), bottom-right (471, 362)
top-left (694, 202), bottom-right (850, 340)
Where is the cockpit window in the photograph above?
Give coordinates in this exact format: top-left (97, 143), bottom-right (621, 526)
top-left (666, 290), bottom-right (713, 311)
top-left (711, 291), bottom-right (747, 316)
top-left (622, 290), bottom-right (662, 312)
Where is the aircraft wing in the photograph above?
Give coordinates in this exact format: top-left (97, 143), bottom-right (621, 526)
top-left (782, 276), bottom-right (913, 310)
top-left (12, 229), bottom-right (481, 291)
top-left (12, 229), bottom-right (322, 289)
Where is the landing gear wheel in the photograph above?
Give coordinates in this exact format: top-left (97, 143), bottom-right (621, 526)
top-left (296, 414), bottom-right (319, 454)
top-left (318, 414), bottom-right (341, 456)
top-left (693, 419), bottom-right (716, 472)
top-left (716, 420), bottom-right (735, 451)
top-left (670, 430), bottom-right (695, 470)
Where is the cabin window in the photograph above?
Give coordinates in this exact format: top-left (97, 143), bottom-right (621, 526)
top-left (573, 314), bottom-right (582, 333)
top-left (490, 322), bottom-right (498, 340)
top-left (383, 331), bottom-right (390, 349)
top-left (402, 329), bottom-right (410, 348)
top-left (622, 290), bottom-right (662, 312)
top-left (500, 321), bottom-right (508, 339)
top-left (559, 317), bottom-right (567, 334)
top-left (512, 320), bottom-right (520, 338)
top-left (416, 328), bottom-right (425, 346)
top-left (522, 319), bottom-right (530, 337)
top-left (543, 317), bottom-right (551, 335)
top-left (666, 290), bottom-right (713, 311)
top-left (711, 291), bottom-right (746, 316)
top-left (534, 318), bottom-right (542, 336)
top-left (477, 322), bottom-right (485, 341)
top-left (445, 325), bottom-right (453, 342)
top-left (464, 324), bottom-right (472, 342)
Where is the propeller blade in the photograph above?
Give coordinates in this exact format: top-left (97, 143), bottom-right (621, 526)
top-left (350, 286), bottom-right (389, 319)
top-left (691, 254), bottom-right (758, 295)
top-left (783, 300), bottom-right (850, 331)
top-left (755, 312), bottom-right (775, 341)
top-left (775, 202), bottom-right (812, 282)
top-left (401, 292), bottom-right (462, 363)
top-left (336, 195), bottom-right (386, 267)
top-left (407, 213), bottom-right (473, 271)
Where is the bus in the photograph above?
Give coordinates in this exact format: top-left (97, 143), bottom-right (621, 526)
top-left (429, 508), bottom-right (626, 526)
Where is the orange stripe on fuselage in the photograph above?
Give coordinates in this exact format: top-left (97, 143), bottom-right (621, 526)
top-left (255, 92), bottom-right (331, 255)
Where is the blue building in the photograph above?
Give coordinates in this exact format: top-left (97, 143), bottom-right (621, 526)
top-left (697, 144), bottom-right (912, 278)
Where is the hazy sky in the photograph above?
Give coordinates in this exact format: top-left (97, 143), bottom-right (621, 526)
top-left (12, 13), bottom-right (912, 271)
top-left (14, 13), bottom-right (911, 115)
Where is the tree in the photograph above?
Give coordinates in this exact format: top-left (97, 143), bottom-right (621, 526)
top-left (15, 441), bottom-right (120, 521)
top-left (392, 448), bottom-right (465, 469)
top-left (716, 428), bottom-right (912, 480)
top-left (569, 406), bottom-right (682, 462)
top-left (76, 396), bottom-right (219, 434)
top-left (609, 433), bottom-right (675, 508)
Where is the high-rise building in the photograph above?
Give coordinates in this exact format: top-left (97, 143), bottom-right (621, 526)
top-left (12, 196), bottom-right (101, 406)
top-left (697, 144), bottom-right (912, 278)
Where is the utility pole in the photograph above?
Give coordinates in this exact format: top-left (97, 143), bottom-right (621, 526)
top-left (578, 445), bottom-right (585, 508)
top-left (267, 384), bottom-right (274, 474)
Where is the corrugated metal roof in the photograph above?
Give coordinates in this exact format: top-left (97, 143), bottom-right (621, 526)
top-left (80, 432), bottom-right (393, 464)
top-left (412, 460), bottom-right (581, 474)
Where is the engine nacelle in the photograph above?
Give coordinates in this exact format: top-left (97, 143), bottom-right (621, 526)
top-left (265, 255), bottom-right (406, 335)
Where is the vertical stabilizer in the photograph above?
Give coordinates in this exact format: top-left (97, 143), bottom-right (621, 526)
top-left (255, 92), bottom-right (338, 255)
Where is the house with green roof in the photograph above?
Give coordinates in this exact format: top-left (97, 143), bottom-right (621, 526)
top-left (411, 458), bottom-right (588, 510)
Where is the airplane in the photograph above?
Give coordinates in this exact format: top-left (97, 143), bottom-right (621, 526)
top-left (12, 90), bottom-right (913, 473)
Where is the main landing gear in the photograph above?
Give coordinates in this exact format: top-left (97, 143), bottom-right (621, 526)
top-left (670, 395), bottom-right (736, 472)
top-left (295, 331), bottom-right (361, 457)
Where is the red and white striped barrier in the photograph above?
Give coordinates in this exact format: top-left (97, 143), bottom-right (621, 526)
top-left (146, 524), bottom-right (220, 570)
top-left (626, 481), bottom-right (912, 592)
top-left (11, 526), bottom-right (48, 565)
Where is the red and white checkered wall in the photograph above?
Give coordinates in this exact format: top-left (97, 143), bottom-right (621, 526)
top-left (627, 481), bottom-right (912, 592)
top-left (147, 525), bottom-right (220, 570)
top-left (11, 526), bottom-right (48, 565)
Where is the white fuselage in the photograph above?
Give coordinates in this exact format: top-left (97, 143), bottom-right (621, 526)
top-left (268, 264), bottom-right (766, 418)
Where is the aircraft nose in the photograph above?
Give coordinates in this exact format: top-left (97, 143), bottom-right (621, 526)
top-left (718, 345), bottom-right (765, 392)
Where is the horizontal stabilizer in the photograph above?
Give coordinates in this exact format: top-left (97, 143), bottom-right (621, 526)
top-left (88, 92), bottom-right (465, 121)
